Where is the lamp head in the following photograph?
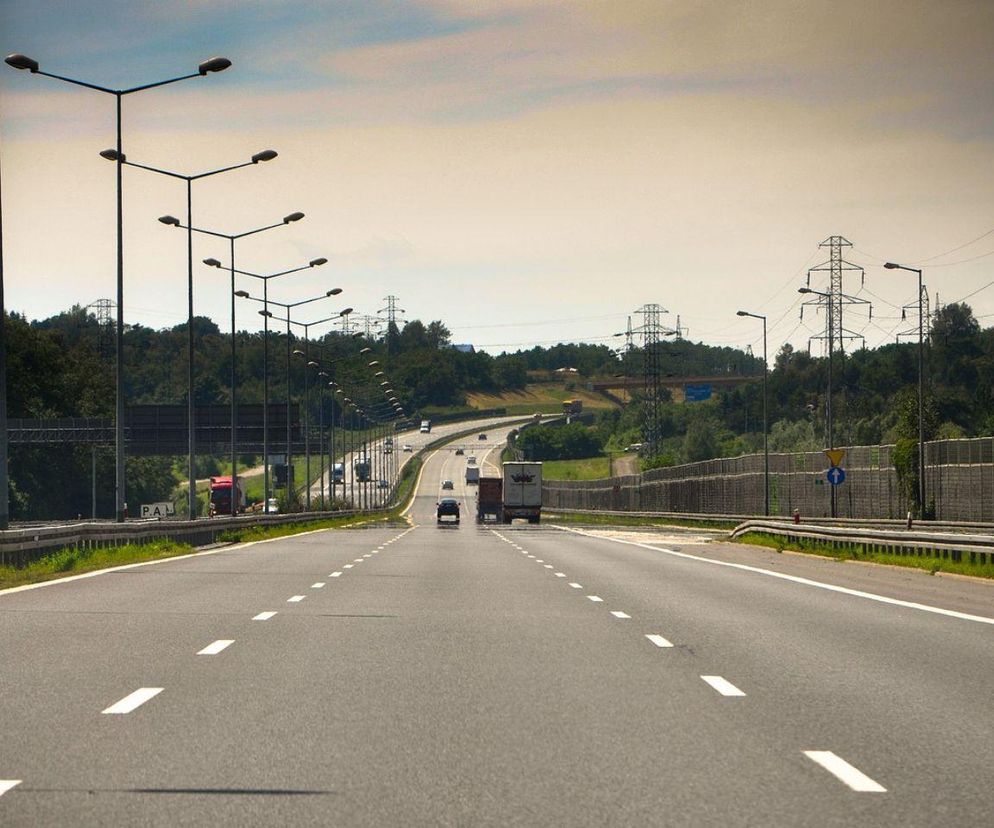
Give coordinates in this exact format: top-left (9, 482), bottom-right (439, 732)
top-left (359, 348), bottom-right (372, 355)
top-left (259, 309), bottom-right (273, 318)
top-left (309, 257), bottom-right (328, 267)
top-left (292, 349), bottom-right (305, 356)
top-left (327, 288), bottom-right (343, 296)
top-left (884, 262), bottom-right (899, 269)
top-left (736, 310), bottom-right (748, 316)
top-left (100, 149), bottom-right (124, 162)
top-left (5, 53), bottom-right (39, 72)
top-left (798, 287), bottom-right (812, 294)
top-left (234, 290), bottom-right (250, 298)
top-left (340, 307), bottom-right (354, 316)
top-left (198, 56), bottom-right (232, 75)
top-left (283, 211), bottom-right (304, 223)
top-left (158, 215), bottom-right (181, 227)
top-left (251, 149), bottom-right (278, 163)
top-left (203, 258), bottom-right (223, 268)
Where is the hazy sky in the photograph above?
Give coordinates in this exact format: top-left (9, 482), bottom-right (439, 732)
top-left (3, 0), bottom-right (993, 360)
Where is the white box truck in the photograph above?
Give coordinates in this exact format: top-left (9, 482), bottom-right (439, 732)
top-left (501, 461), bottom-right (542, 524)
top-left (465, 466), bottom-right (480, 485)
top-left (420, 419), bottom-right (432, 433)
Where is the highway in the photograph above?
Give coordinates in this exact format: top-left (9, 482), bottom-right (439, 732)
top-left (1, 424), bottom-right (992, 825)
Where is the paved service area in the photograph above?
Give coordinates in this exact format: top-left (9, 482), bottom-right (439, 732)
top-left (1, 427), bottom-right (992, 825)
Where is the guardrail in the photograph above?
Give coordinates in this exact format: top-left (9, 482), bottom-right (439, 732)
top-left (0, 508), bottom-right (382, 569)
top-left (541, 507), bottom-right (994, 535)
top-left (729, 519), bottom-right (994, 566)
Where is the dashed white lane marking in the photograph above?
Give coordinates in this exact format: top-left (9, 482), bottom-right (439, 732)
top-left (569, 582), bottom-right (583, 589)
top-left (610, 611), bottom-right (631, 619)
top-left (353, 558), bottom-right (364, 562)
top-left (803, 751), bottom-right (886, 792)
top-left (536, 559), bottom-right (545, 563)
top-left (311, 582), bottom-right (325, 589)
top-left (553, 525), bottom-right (994, 628)
top-left (527, 555), bottom-right (535, 559)
top-left (587, 595), bottom-right (604, 602)
top-left (102, 687), bottom-right (163, 714)
top-left (555, 573), bottom-right (566, 577)
top-left (646, 634), bottom-right (674, 648)
top-left (344, 564), bottom-right (354, 569)
top-left (253, 611), bottom-right (277, 621)
top-left (197, 639), bottom-right (234, 656)
top-left (0, 780), bottom-right (22, 798)
top-left (701, 675), bottom-right (745, 697)
top-left (363, 554), bottom-right (372, 558)
top-left (543, 564), bottom-right (554, 569)
top-left (287, 595), bottom-right (305, 603)
top-left (330, 571), bottom-right (342, 577)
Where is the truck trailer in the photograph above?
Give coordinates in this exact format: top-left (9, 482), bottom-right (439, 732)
top-left (501, 461), bottom-right (543, 524)
top-left (476, 476), bottom-right (503, 523)
top-left (465, 466), bottom-right (480, 485)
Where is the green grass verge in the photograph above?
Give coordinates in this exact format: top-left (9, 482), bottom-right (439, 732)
top-left (542, 456), bottom-right (612, 481)
top-left (216, 512), bottom-right (398, 545)
top-left (543, 511), bottom-right (737, 531)
top-left (0, 538), bottom-right (195, 590)
top-left (735, 531), bottom-right (994, 580)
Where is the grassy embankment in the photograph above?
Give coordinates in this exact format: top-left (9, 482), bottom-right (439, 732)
top-left (541, 456), bottom-right (613, 480)
top-left (736, 531), bottom-right (994, 580)
top-left (544, 511), bottom-right (738, 531)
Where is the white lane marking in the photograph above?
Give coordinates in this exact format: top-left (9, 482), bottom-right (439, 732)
top-left (701, 675), bottom-right (745, 697)
top-left (553, 525), bottom-right (994, 628)
top-left (587, 595), bottom-right (603, 602)
top-left (363, 554), bottom-right (372, 558)
top-left (353, 558), bottom-right (364, 562)
top-left (569, 582), bottom-right (583, 589)
top-left (536, 559), bottom-right (544, 563)
top-left (311, 582), bottom-right (325, 589)
top-left (544, 564), bottom-right (554, 569)
top-left (197, 639), bottom-right (234, 656)
top-left (330, 571), bottom-right (342, 577)
top-left (287, 595), bottom-right (305, 603)
top-left (527, 555), bottom-right (535, 559)
top-left (102, 687), bottom-right (163, 715)
top-left (0, 780), bottom-right (22, 798)
top-left (804, 751), bottom-right (886, 792)
top-left (344, 564), bottom-right (354, 569)
top-left (253, 611), bottom-right (277, 621)
top-left (555, 572), bottom-right (566, 577)
top-left (646, 634), bottom-right (674, 648)
top-left (610, 611), bottom-right (631, 619)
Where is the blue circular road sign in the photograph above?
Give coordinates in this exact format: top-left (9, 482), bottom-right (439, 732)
top-left (826, 466), bottom-right (846, 486)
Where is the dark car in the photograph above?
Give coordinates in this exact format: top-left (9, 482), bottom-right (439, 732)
top-left (455, 448), bottom-right (464, 455)
top-left (478, 433), bottom-right (487, 440)
top-left (437, 498), bottom-right (460, 524)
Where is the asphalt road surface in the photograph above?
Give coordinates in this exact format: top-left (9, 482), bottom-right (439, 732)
top-left (2, 425), bottom-right (992, 825)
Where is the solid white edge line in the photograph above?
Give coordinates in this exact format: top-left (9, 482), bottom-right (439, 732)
top-left (102, 687), bottom-right (163, 715)
top-left (551, 525), bottom-right (994, 627)
top-left (803, 751), bottom-right (886, 792)
top-left (701, 675), bottom-right (746, 697)
top-left (646, 634), bottom-right (674, 648)
top-left (252, 611), bottom-right (277, 621)
top-left (287, 595), bottom-right (305, 602)
top-left (197, 639), bottom-right (234, 656)
top-left (610, 611), bottom-right (631, 619)
top-left (0, 780), bottom-right (22, 798)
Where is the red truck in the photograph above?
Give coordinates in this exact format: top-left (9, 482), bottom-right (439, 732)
top-left (209, 476), bottom-right (245, 517)
top-left (476, 477), bottom-right (503, 523)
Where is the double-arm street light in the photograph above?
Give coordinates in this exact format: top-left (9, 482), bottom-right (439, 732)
top-left (884, 262), bottom-right (927, 518)
top-left (226, 258), bottom-right (326, 511)
top-left (97, 149), bottom-right (277, 518)
top-left (237, 288), bottom-right (343, 508)
top-left (736, 311), bottom-right (769, 516)
top-left (6, 52), bottom-right (231, 522)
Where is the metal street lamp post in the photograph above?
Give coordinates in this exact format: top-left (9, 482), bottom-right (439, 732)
top-left (737, 311), bottom-right (769, 516)
top-left (6, 52), bottom-right (231, 522)
top-left (104, 149), bottom-right (275, 519)
top-left (798, 286), bottom-right (837, 517)
top-left (885, 262), bottom-right (927, 518)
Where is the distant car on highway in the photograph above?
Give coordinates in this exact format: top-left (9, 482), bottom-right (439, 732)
top-left (402, 444), bottom-right (413, 452)
top-left (436, 498), bottom-right (460, 524)
top-left (377, 479), bottom-right (390, 489)
top-left (478, 433), bottom-right (487, 440)
top-left (467, 456), bottom-right (477, 465)
top-left (441, 480), bottom-right (454, 490)
top-left (455, 447), bottom-right (464, 455)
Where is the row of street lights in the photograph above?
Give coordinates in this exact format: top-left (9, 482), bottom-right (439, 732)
top-left (4, 51), bottom-right (409, 521)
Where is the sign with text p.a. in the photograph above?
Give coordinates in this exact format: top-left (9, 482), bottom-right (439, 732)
top-left (141, 502), bottom-right (175, 519)
top-left (684, 384), bottom-right (712, 402)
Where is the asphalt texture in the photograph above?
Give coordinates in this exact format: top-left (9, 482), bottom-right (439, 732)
top-left (1, 425), bottom-right (992, 826)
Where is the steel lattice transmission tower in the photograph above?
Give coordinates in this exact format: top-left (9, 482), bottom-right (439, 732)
top-left (379, 295), bottom-right (404, 326)
top-left (630, 303), bottom-right (677, 457)
top-left (897, 283), bottom-right (931, 344)
top-left (801, 236), bottom-right (870, 357)
top-left (86, 298), bottom-right (116, 357)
